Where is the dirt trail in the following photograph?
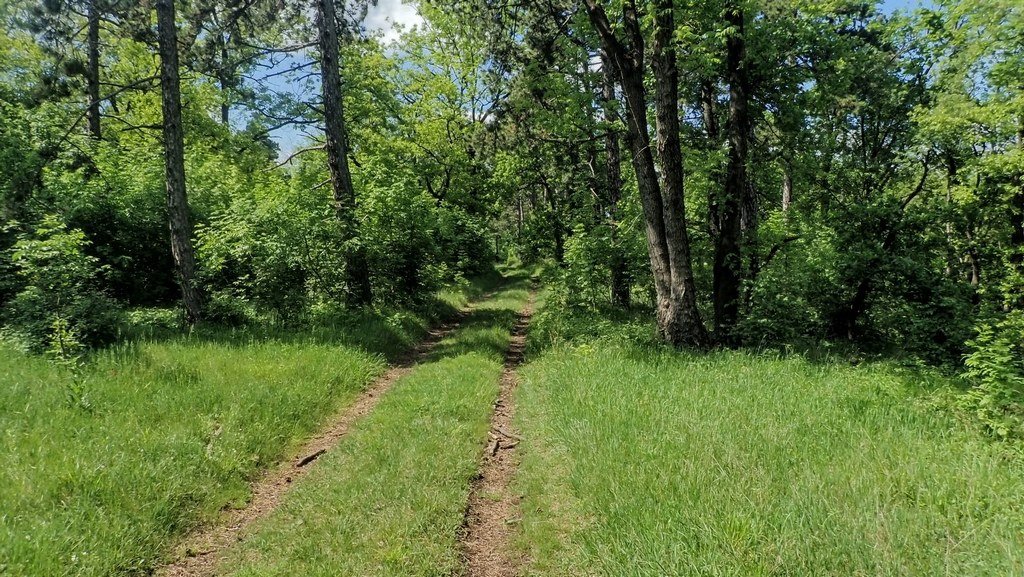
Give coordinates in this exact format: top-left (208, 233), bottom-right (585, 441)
top-left (460, 290), bottom-right (535, 577)
top-left (157, 296), bottom-right (491, 577)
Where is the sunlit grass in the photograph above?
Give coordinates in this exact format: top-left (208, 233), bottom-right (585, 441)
top-left (219, 278), bottom-right (531, 577)
top-left (0, 273), bottom-right (505, 577)
top-left (514, 341), bottom-right (1024, 576)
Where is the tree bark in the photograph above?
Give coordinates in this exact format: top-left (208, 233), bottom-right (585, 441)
top-left (781, 161), bottom-right (793, 213)
top-left (315, 0), bottom-right (372, 306)
top-left (713, 2), bottom-right (750, 344)
top-left (1011, 121), bottom-right (1024, 275)
top-left (651, 0), bottom-right (707, 346)
top-left (86, 0), bottom-right (101, 139)
top-left (156, 0), bottom-right (202, 324)
top-left (601, 49), bottom-right (630, 308)
top-left (582, 0), bottom-right (708, 347)
top-left (219, 31), bottom-right (230, 125)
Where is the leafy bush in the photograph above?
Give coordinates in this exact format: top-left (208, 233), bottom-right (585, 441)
top-left (2, 216), bottom-right (120, 351)
top-left (961, 311), bottom-right (1024, 439)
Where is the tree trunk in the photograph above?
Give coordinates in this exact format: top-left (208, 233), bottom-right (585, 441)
top-left (540, 177), bottom-right (565, 264)
top-left (156, 0), bottom-right (202, 324)
top-left (316, 0), bottom-right (372, 306)
top-left (602, 49), bottom-right (630, 308)
top-left (1011, 121), bottom-right (1024, 277)
top-left (219, 31), bottom-right (230, 125)
top-left (651, 0), bottom-right (707, 347)
top-left (713, 2), bottom-right (750, 344)
top-left (582, 0), bottom-right (707, 347)
top-left (86, 0), bottom-right (101, 139)
top-left (781, 161), bottom-right (793, 213)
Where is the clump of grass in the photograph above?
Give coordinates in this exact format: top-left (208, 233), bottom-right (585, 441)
top-left (514, 343), bottom-right (1024, 576)
top-left (219, 280), bottom-right (530, 577)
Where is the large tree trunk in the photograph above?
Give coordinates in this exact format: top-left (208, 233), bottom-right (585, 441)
top-left (713, 2), bottom-right (750, 344)
top-left (156, 0), bottom-right (202, 324)
top-left (315, 0), bottom-right (372, 306)
top-left (651, 0), bottom-right (707, 346)
top-left (582, 0), bottom-right (708, 348)
top-left (86, 0), bottom-right (101, 139)
top-left (601, 49), bottom-right (630, 308)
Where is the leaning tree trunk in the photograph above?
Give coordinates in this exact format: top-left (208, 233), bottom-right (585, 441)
top-left (582, 0), bottom-right (708, 348)
top-left (86, 0), bottom-right (101, 139)
top-left (601, 49), bottom-right (630, 308)
top-left (315, 0), bottom-right (372, 306)
top-left (156, 0), bottom-right (202, 324)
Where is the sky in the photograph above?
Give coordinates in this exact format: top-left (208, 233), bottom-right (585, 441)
top-left (363, 0), bottom-right (424, 44)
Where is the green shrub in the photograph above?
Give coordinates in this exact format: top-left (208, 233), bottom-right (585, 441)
top-left (961, 310), bottom-right (1024, 439)
top-left (2, 216), bottom-right (120, 351)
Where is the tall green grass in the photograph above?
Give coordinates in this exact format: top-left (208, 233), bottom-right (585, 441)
top-left (515, 341), bottom-right (1024, 576)
top-left (0, 274), bottom-right (504, 577)
top-left (219, 279), bottom-right (531, 576)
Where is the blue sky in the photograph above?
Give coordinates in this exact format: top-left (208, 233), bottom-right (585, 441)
top-left (882, 0), bottom-right (928, 12)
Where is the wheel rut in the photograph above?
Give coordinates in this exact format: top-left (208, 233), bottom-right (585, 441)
top-left (156, 295), bottom-right (492, 577)
top-left (460, 290), bottom-right (536, 577)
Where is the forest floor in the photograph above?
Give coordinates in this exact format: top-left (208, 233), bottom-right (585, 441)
top-left (4, 275), bottom-right (1024, 576)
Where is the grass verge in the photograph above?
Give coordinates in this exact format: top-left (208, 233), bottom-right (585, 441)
top-left (218, 274), bottom-right (531, 576)
top-left (0, 273), bottom-right (502, 577)
top-left (514, 305), bottom-right (1024, 576)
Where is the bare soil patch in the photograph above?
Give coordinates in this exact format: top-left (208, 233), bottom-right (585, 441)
top-left (460, 291), bottom-right (536, 577)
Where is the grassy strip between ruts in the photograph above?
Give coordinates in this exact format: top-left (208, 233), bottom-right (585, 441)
top-left (513, 299), bottom-right (1024, 576)
top-left (0, 272), bottom-right (505, 577)
top-left (217, 274), bottom-right (532, 577)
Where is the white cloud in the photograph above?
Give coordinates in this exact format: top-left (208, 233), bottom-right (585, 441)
top-left (363, 0), bottom-right (423, 44)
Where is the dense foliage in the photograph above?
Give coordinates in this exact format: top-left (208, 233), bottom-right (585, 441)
top-left (0, 0), bottom-right (1022, 436)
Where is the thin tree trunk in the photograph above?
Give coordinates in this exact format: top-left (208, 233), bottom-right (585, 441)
top-left (219, 31), bottom-right (230, 125)
top-left (702, 80), bottom-right (723, 240)
top-left (86, 0), bottom-right (101, 139)
top-left (316, 0), bottom-right (372, 306)
top-left (781, 161), bottom-right (793, 213)
top-left (944, 151), bottom-right (957, 276)
top-left (602, 49), bottom-right (629, 308)
top-left (1011, 121), bottom-right (1024, 277)
top-left (156, 0), bottom-right (202, 324)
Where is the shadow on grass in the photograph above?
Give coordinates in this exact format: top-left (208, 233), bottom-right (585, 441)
top-left (526, 298), bottom-right (966, 400)
top-left (112, 267), bottom-right (514, 365)
top-left (426, 308), bottom-right (522, 363)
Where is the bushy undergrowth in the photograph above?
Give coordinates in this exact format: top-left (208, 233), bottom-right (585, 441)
top-left (962, 310), bottom-right (1024, 440)
top-left (1, 216), bottom-right (120, 352)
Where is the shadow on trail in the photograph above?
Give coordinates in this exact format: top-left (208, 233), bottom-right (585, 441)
top-left (108, 268), bottom-right (519, 366)
top-left (425, 308), bottom-right (523, 364)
